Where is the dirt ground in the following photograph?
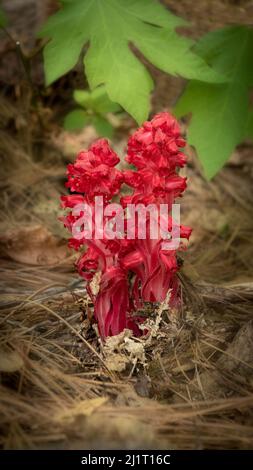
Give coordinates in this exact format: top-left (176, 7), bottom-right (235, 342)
top-left (0, 0), bottom-right (253, 450)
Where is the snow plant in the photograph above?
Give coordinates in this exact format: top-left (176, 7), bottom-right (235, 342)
top-left (61, 112), bottom-right (192, 339)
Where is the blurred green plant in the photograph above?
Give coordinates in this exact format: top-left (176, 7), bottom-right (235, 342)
top-left (39, 0), bottom-right (224, 125)
top-left (3, 1), bottom-right (252, 179)
top-left (245, 110), bottom-right (253, 141)
top-left (64, 86), bottom-right (121, 138)
top-left (175, 26), bottom-right (253, 179)
top-left (0, 6), bottom-right (8, 27)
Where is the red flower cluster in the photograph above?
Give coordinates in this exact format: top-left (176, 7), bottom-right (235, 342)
top-left (123, 112), bottom-right (187, 205)
top-left (65, 139), bottom-right (123, 202)
top-left (61, 113), bottom-right (191, 339)
top-left (120, 113), bottom-right (191, 307)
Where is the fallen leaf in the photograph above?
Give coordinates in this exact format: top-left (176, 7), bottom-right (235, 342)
top-left (51, 127), bottom-right (98, 158)
top-left (134, 375), bottom-right (153, 398)
top-left (0, 350), bottom-right (24, 372)
top-left (104, 329), bottom-right (146, 372)
top-left (0, 225), bottom-right (70, 265)
top-left (89, 271), bottom-right (101, 296)
top-left (54, 397), bottom-right (107, 425)
top-left (124, 338), bottom-right (146, 363)
top-left (105, 353), bottom-right (128, 372)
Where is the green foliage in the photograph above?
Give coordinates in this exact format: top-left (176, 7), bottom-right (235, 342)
top-left (39, 0), bottom-right (224, 124)
top-left (245, 110), bottom-right (253, 140)
top-left (64, 110), bottom-right (90, 131)
top-left (92, 115), bottom-right (115, 139)
top-left (74, 86), bottom-right (121, 115)
top-left (64, 86), bottom-right (120, 138)
top-left (175, 26), bottom-right (253, 179)
top-left (0, 6), bottom-right (8, 27)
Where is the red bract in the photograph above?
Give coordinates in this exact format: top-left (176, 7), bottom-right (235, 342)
top-left (123, 112), bottom-right (188, 206)
top-left (94, 266), bottom-right (129, 338)
top-left (121, 112), bottom-right (191, 308)
top-left (65, 139), bottom-right (123, 202)
top-left (60, 114), bottom-right (192, 340)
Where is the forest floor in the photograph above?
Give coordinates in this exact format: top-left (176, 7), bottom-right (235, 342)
top-left (0, 0), bottom-right (253, 449)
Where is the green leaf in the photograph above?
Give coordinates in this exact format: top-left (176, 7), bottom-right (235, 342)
top-left (175, 81), bottom-right (248, 179)
top-left (64, 109), bottom-right (91, 130)
top-left (92, 115), bottom-right (114, 139)
top-left (175, 26), bottom-right (253, 179)
top-left (0, 7), bottom-right (8, 27)
top-left (74, 86), bottom-right (121, 114)
top-left (194, 26), bottom-right (253, 86)
top-left (245, 110), bottom-right (253, 140)
top-left (39, 0), bottom-right (224, 124)
top-left (73, 90), bottom-right (90, 108)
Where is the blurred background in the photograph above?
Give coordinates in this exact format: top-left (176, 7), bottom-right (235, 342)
top-left (0, 0), bottom-right (253, 450)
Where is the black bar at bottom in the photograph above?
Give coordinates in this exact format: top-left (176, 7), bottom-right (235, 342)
top-left (0, 450), bottom-right (253, 468)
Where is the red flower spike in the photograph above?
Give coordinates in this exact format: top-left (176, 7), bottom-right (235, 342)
top-left (65, 139), bottom-right (123, 202)
top-left (94, 267), bottom-right (129, 339)
top-left (121, 112), bottom-right (191, 309)
top-left (76, 247), bottom-right (100, 281)
top-left (60, 113), bottom-right (191, 340)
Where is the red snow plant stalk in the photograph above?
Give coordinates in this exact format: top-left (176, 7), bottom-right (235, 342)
top-left (61, 113), bottom-right (191, 339)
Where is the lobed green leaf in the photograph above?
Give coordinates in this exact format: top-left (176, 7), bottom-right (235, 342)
top-left (40, 0), bottom-right (225, 124)
top-left (175, 26), bottom-right (253, 179)
top-left (64, 109), bottom-right (91, 131)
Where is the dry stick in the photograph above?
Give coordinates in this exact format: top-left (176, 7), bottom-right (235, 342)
top-left (26, 363), bottom-right (76, 404)
top-left (22, 433), bottom-right (66, 445)
top-left (72, 376), bottom-right (129, 388)
top-left (0, 282), bottom-right (72, 325)
top-left (21, 299), bottom-right (112, 374)
top-left (17, 331), bottom-right (35, 395)
top-left (1, 291), bottom-right (108, 375)
top-left (200, 339), bottom-right (253, 371)
top-left (39, 338), bottom-right (83, 366)
top-left (1, 26), bottom-right (35, 93)
top-left (174, 347), bottom-right (191, 385)
top-left (100, 394), bottom-right (253, 420)
top-left (0, 392), bottom-right (50, 421)
top-left (31, 342), bottom-right (81, 373)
